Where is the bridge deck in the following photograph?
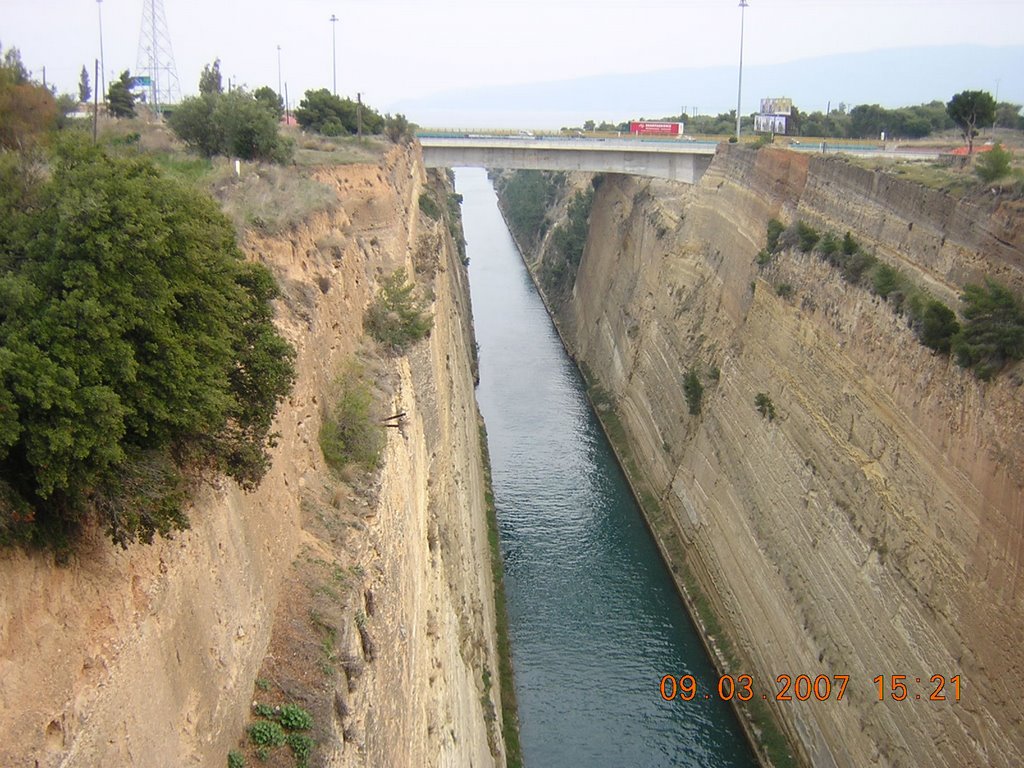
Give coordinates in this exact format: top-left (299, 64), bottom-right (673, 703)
top-left (419, 135), bottom-right (718, 183)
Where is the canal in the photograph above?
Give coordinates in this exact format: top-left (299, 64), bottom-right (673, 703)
top-left (457, 167), bottom-right (757, 767)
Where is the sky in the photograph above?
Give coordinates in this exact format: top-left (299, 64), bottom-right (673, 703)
top-left (4, 0), bottom-right (1023, 126)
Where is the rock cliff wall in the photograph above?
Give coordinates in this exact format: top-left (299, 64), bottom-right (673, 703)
top-left (0, 145), bottom-right (506, 767)
top-left (513, 147), bottom-right (1024, 767)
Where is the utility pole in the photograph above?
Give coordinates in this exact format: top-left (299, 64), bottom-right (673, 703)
top-left (330, 14), bottom-right (338, 95)
top-left (736, 0), bottom-right (749, 141)
top-left (93, 59), bottom-right (99, 142)
top-left (277, 45), bottom-right (282, 97)
top-left (357, 92), bottom-right (363, 138)
top-left (97, 0), bottom-right (106, 103)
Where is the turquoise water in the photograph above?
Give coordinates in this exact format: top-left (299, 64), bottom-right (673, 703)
top-left (457, 167), bottom-right (757, 767)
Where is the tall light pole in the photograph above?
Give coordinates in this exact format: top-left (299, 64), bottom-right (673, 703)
top-left (97, 0), bottom-right (106, 102)
top-left (277, 44), bottom-right (283, 97)
top-left (736, 0), bottom-right (749, 141)
top-left (330, 14), bottom-right (338, 95)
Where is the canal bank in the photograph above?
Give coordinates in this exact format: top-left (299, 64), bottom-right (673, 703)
top-left (457, 167), bottom-right (758, 768)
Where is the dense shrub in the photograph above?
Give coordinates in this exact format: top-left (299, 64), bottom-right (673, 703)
top-left (0, 136), bottom-right (295, 547)
top-left (168, 90), bottom-right (293, 162)
top-left (796, 222), bottom-right (820, 253)
top-left (754, 393), bottom-right (776, 421)
top-left (418, 191), bottom-right (441, 219)
top-left (683, 370), bottom-right (704, 415)
top-left (279, 704), bottom-right (314, 731)
top-left (552, 188), bottom-right (594, 270)
top-left (975, 142), bottom-right (1013, 183)
top-left (952, 280), bottom-right (1024, 379)
top-left (248, 720), bottom-right (286, 747)
top-left (765, 219), bottom-right (785, 252)
top-left (919, 300), bottom-right (960, 353)
top-left (363, 269), bottom-right (433, 352)
top-left (496, 170), bottom-right (561, 248)
top-left (319, 362), bottom-right (383, 471)
top-left (294, 89), bottom-right (384, 136)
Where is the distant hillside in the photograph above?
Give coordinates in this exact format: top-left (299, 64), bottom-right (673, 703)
top-left (393, 45), bottom-right (1024, 129)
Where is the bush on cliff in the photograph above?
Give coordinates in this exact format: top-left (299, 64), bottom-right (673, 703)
top-left (363, 268), bottom-right (433, 352)
top-left (319, 361), bottom-right (384, 472)
top-left (952, 280), bottom-right (1024, 379)
top-left (0, 136), bottom-right (296, 548)
top-left (683, 370), bottom-right (704, 415)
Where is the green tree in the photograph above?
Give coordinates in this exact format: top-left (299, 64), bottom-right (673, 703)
top-left (107, 70), bottom-right (136, 118)
top-left (946, 90), bottom-right (997, 156)
top-left (294, 88), bottom-right (349, 135)
top-left (952, 280), bottom-right (1024, 379)
top-left (253, 85), bottom-right (284, 119)
top-left (384, 112), bottom-right (412, 143)
top-left (166, 94), bottom-right (221, 156)
top-left (78, 65), bottom-right (91, 103)
top-left (294, 88), bottom-right (384, 136)
top-left (0, 45), bottom-right (56, 149)
top-left (0, 136), bottom-right (295, 547)
top-left (975, 142), bottom-right (1012, 183)
top-left (994, 102), bottom-right (1023, 130)
top-left (215, 90), bottom-right (290, 161)
top-left (168, 90), bottom-right (292, 162)
top-left (199, 58), bottom-right (223, 95)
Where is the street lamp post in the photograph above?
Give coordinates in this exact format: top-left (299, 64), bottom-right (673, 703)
top-left (736, 0), bottom-right (749, 141)
top-left (277, 45), bottom-right (283, 97)
top-left (97, 0), bottom-right (106, 102)
top-left (330, 14), bottom-right (338, 95)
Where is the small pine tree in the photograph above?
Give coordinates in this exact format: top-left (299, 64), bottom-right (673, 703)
top-left (754, 392), bottom-right (776, 421)
top-left (78, 65), bottom-right (91, 103)
top-left (107, 70), bottom-right (135, 118)
top-left (199, 58), bottom-right (223, 95)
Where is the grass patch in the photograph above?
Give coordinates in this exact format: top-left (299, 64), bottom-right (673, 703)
top-left (291, 133), bottom-right (389, 166)
top-left (210, 163), bottom-right (338, 235)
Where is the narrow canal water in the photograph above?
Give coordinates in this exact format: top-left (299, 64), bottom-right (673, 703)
top-left (457, 167), bottom-right (758, 768)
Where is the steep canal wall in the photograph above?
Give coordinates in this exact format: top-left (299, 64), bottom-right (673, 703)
top-left (498, 147), bottom-right (1024, 767)
top-left (0, 145), bottom-right (508, 767)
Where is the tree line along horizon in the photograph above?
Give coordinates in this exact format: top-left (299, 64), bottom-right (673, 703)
top-left (581, 93), bottom-right (1022, 142)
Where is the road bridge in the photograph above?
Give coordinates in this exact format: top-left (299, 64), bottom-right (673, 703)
top-left (419, 135), bottom-right (718, 183)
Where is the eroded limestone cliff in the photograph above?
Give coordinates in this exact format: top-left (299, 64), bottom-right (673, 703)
top-left (509, 147), bottom-right (1024, 767)
top-left (0, 145), bottom-right (507, 767)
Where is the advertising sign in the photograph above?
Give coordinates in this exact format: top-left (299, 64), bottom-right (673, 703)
top-left (755, 114), bottom-right (788, 134)
top-left (759, 97), bottom-right (792, 116)
top-left (629, 121), bottom-right (683, 136)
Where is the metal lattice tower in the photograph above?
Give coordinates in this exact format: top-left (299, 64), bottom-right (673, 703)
top-left (135, 0), bottom-right (182, 112)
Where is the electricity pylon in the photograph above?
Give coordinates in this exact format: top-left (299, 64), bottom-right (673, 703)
top-left (135, 0), bottom-right (182, 112)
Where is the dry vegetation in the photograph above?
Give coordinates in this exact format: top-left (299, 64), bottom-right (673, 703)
top-left (93, 117), bottom-right (392, 236)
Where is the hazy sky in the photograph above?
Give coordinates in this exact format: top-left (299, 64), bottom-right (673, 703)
top-left (4, 0), bottom-right (1023, 121)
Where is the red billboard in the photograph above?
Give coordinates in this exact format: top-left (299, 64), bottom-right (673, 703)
top-left (629, 121), bottom-right (683, 136)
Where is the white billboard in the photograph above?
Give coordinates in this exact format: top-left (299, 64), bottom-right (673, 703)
top-left (755, 114), bottom-right (788, 134)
